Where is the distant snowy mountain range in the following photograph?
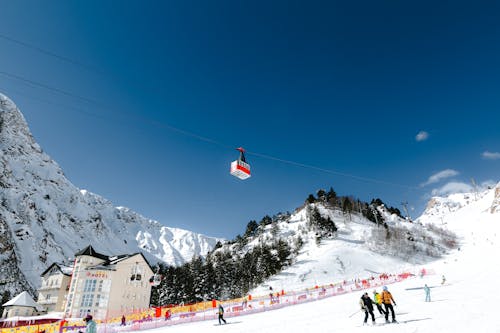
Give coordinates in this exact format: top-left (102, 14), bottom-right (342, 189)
top-left (0, 93), bottom-right (222, 295)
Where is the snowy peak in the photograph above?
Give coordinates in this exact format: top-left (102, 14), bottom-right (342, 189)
top-left (416, 181), bottom-right (500, 240)
top-left (0, 93), bottom-right (42, 155)
top-left (420, 182), bottom-right (500, 220)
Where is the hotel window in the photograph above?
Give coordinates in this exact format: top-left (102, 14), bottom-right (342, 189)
top-left (79, 309), bottom-right (91, 318)
top-left (80, 294), bottom-right (94, 307)
top-left (84, 279), bottom-right (97, 292)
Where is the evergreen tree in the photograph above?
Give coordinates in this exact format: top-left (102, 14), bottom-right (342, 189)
top-left (317, 189), bottom-right (326, 202)
top-left (341, 196), bottom-right (353, 218)
top-left (326, 187), bottom-right (337, 206)
top-left (271, 222), bottom-right (280, 237)
top-left (244, 220), bottom-right (259, 238)
top-left (0, 290), bottom-right (10, 316)
top-left (234, 234), bottom-right (246, 251)
top-left (293, 236), bottom-right (304, 255)
top-left (203, 256), bottom-right (219, 300)
top-left (240, 251), bottom-right (257, 293)
top-left (259, 215), bottom-right (273, 226)
top-left (371, 198), bottom-right (384, 207)
top-left (307, 206), bottom-right (337, 238)
top-left (190, 256), bottom-right (205, 302)
top-left (276, 239), bottom-right (292, 266)
top-left (306, 194), bottom-right (316, 203)
top-left (177, 264), bottom-right (194, 303)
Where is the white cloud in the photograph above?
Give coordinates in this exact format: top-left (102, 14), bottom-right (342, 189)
top-left (431, 181), bottom-right (473, 196)
top-left (415, 131), bottom-right (429, 142)
top-left (421, 169), bottom-right (460, 187)
top-left (481, 151), bottom-right (500, 160)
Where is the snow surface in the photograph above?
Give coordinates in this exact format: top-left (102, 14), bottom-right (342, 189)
top-left (109, 184), bottom-right (500, 332)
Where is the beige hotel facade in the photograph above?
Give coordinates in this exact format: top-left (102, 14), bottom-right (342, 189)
top-left (38, 245), bottom-right (154, 320)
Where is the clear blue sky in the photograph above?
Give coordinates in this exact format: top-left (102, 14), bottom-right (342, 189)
top-left (1, 1), bottom-right (499, 239)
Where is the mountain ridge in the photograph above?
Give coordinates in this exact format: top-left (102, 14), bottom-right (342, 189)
top-left (0, 93), bottom-right (222, 296)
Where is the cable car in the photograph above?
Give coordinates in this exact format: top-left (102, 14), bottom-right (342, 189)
top-left (230, 147), bottom-right (251, 180)
top-left (149, 273), bottom-right (162, 286)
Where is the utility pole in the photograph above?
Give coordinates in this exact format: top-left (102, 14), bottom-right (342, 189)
top-left (471, 178), bottom-right (478, 200)
top-left (401, 202), bottom-right (412, 223)
top-left (370, 204), bottom-right (380, 227)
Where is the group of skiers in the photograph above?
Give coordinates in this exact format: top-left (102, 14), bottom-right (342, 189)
top-left (359, 286), bottom-right (397, 325)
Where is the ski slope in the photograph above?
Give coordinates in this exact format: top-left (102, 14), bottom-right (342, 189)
top-left (119, 186), bottom-right (499, 332)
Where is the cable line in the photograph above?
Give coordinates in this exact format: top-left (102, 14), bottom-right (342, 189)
top-left (0, 33), bottom-right (103, 75)
top-left (0, 85), bottom-right (110, 122)
top-left (246, 151), bottom-right (418, 190)
top-left (0, 71), bottom-right (417, 190)
top-left (0, 71), bottom-right (101, 106)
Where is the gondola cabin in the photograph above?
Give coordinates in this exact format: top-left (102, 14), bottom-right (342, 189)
top-left (149, 274), bottom-right (162, 286)
top-left (230, 147), bottom-right (251, 180)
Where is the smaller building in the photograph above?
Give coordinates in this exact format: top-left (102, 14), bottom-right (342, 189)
top-left (2, 291), bottom-right (43, 319)
top-left (37, 263), bottom-right (72, 313)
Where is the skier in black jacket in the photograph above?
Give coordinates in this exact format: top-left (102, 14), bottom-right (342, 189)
top-left (218, 304), bottom-right (227, 325)
top-left (360, 292), bottom-right (376, 325)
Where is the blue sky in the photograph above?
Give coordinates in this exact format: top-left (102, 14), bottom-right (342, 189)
top-left (1, 1), bottom-right (499, 239)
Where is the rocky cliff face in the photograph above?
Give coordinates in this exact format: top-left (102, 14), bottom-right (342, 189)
top-left (490, 184), bottom-right (500, 214)
top-left (0, 93), bottom-right (222, 296)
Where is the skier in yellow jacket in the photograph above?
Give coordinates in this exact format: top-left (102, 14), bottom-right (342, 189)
top-left (372, 290), bottom-right (387, 315)
top-left (381, 286), bottom-right (397, 323)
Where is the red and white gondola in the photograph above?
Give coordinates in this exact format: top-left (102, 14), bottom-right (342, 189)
top-left (230, 147), bottom-right (251, 180)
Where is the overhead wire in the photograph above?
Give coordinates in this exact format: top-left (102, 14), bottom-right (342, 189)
top-left (0, 72), bottom-right (417, 190)
top-left (0, 33), bottom-right (418, 191)
top-left (0, 71), bottom-right (101, 106)
top-left (0, 85), bottom-right (111, 123)
top-left (0, 33), bottom-right (104, 75)
top-left (246, 151), bottom-right (419, 190)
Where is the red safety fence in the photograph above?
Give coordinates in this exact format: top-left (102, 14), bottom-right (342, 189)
top-left (1, 268), bottom-right (433, 333)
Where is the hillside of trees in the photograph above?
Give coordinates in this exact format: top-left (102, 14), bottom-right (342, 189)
top-left (150, 186), bottom-right (451, 306)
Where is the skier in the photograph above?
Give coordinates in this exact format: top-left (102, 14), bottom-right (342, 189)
top-left (441, 275), bottom-right (446, 285)
top-left (120, 315), bottom-right (126, 326)
top-left (360, 292), bottom-right (376, 325)
top-left (164, 309), bottom-right (171, 321)
top-left (424, 284), bottom-right (431, 302)
top-left (381, 286), bottom-right (397, 323)
top-left (84, 315), bottom-right (96, 333)
top-left (372, 290), bottom-right (387, 315)
top-left (218, 304), bottom-right (227, 325)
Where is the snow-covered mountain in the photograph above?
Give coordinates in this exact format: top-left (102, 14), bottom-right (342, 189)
top-left (249, 184), bottom-right (500, 296)
top-left (0, 93), bottom-right (223, 295)
top-left (417, 182), bottom-right (500, 227)
top-left (139, 182), bottom-right (500, 333)
top-left (249, 182), bottom-right (500, 298)
top-left (247, 206), bottom-right (413, 295)
top-left (204, 199), bottom-right (455, 297)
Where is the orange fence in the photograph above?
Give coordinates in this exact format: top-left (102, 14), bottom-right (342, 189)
top-left (1, 268), bottom-right (430, 333)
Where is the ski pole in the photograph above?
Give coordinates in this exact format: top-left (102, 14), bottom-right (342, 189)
top-left (348, 309), bottom-right (361, 318)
